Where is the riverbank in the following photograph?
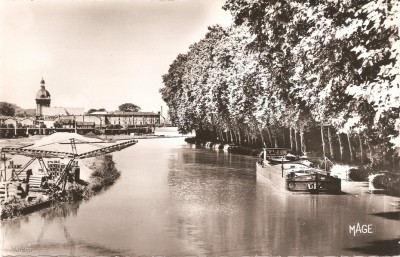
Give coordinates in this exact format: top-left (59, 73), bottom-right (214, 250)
top-left (0, 154), bottom-right (120, 220)
top-left (185, 137), bottom-right (262, 156)
top-left (186, 137), bottom-right (400, 196)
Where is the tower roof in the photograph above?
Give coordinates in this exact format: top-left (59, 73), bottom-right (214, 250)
top-left (36, 79), bottom-right (51, 99)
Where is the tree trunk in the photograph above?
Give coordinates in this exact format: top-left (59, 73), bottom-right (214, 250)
top-left (337, 133), bottom-right (343, 161)
top-left (358, 133), bottom-right (363, 164)
top-left (289, 127), bottom-right (294, 151)
top-left (260, 128), bottom-right (265, 147)
top-left (271, 130), bottom-right (278, 148)
top-left (266, 126), bottom-right (273, 147)
top-left (237, 130), bottom-right (241, 145)
top-left (328, 127), bottom-right (334, 159)
top-left (321, 125), bottom-right (326, 158)
top-left (231, 129), bottom-right (237, 144)
top-left (347, 132), bottom-right (353, 162)
top-left (294, 128), bottom-right (299, 154)
top-left (229, 129), bottom-right (233, 143)
top-left (367, 140), bottom-right (373, 165)
top-left (282, 128), bottom-right (286, 148)
top-left (300, 128), bottom-right (306, 155)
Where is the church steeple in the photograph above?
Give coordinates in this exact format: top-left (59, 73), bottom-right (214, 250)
top-left (35, 78), bottom-right (51, 116)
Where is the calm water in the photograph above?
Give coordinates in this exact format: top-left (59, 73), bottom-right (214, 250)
top-left (1, 138), bottom-right (400, 256)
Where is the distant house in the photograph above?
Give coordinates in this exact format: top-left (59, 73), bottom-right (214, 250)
top-left (39, 107), bottom-right (85, 128)
top-left (105, 111), bottom-right (161, 127)
top-left (0, 116), bottom-right (13, 125)
top-left (42, 107), bottom-right (85, 118)
top-left (18, 118), bottom-right (35, 127)
top-left (4, 118), bottom-right (17, 127)
top-left (31, 78), bottom-right (161, 132)
top-left (75, 115), bottom-right (104, 128)
top-left (54, 116), bottom-right (74, 129)
top-left (76, 121), bottom-right (95, 129)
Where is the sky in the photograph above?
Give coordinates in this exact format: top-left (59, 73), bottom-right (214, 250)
top-left (0, 0), bottom-right (232, 115)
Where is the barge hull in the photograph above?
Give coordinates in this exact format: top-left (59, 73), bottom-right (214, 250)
top-left (256, 162), bottom-right (341, 194)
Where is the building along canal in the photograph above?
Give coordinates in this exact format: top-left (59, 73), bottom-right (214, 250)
top-left (1, 137), bottom-right (400, 256)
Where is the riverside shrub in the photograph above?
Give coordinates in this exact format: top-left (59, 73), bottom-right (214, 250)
top-left (372, 173), bottom-right (400, 196)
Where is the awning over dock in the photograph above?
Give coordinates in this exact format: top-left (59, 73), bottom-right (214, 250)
top-left (1, 132), bottom-right (138, 159)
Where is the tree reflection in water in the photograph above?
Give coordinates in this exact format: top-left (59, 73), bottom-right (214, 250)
top-left (2, 202), bottom-right (126, 256)
top-left (35, 202), bottom-right (125, 256)
top-left (166, 149), bottom-right (258, 255)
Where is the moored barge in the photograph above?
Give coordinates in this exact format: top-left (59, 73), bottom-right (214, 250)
top-left (256, 148), bottom-right (341, 194)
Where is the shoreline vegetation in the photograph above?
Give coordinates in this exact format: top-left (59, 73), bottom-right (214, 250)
top-left (160, 2), bottom-right (400, 195)
top-left (186, 137), bottom-right (400, 197)
top-left (0, 154), bottom-right (120, 220)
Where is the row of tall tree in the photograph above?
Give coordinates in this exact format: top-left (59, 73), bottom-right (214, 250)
top-left (160, 0), bottom-right (399, 164)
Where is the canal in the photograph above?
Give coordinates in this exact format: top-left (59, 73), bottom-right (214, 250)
top-left (1, 137), bottom-right (400, 256)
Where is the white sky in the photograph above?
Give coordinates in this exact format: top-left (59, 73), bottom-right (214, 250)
top-left (0, 0), bottom-right (232, 114)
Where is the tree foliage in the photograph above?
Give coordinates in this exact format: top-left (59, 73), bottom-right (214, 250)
top-left (0, 102), bottom-right (16, 116)
top-left (160, 0), bottom-right (400, 160)
top-left (86, 108), bottom-right (107, 114)
top-left (0, 102), bottom-right (36, 117)
top-left (118, 103), bottom-right (141, 112)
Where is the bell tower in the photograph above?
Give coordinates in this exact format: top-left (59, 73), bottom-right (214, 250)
top-left (35, 78), bottom-right (51, 116)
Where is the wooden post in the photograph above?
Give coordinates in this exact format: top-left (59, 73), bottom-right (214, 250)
top-left (2, 154), bottom-right (6, 182)
top-left (74, 116), bottom-right (77, 134)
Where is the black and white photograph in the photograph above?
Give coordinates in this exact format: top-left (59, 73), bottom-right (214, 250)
top-left (1, 0), bottom-right (399, 256)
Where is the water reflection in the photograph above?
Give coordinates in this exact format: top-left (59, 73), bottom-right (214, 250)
top-left (1, 202), bottom-right (125, 256)
top-left (165, 146), bottom-right (400, 256)
top-left (346, 237), bottom-right (400, 255)
top-left (2, 138), bottom-right (400, 256)
top-left (167, 149), bottom-right (258, 255)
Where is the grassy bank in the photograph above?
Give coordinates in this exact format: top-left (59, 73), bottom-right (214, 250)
top-left (1, 154), bottom-right (121, 220)
top-left (85, 155), bottom-right (121, 195)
